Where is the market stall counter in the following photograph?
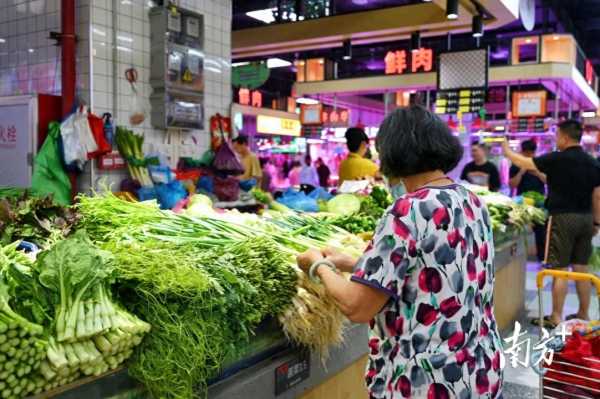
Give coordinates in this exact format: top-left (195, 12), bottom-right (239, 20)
top-left (492, 230), bottom-right (528, 333)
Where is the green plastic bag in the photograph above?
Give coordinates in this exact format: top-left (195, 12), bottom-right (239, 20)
top-left (31, 122), bottom-right (72, 206)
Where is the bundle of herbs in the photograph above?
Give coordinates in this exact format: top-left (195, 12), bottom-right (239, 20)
top-left (103, 236), bottom-right (297, 399)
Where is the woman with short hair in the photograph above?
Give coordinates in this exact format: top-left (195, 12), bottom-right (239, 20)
top-left (297, 105), bottom-right (503, 399)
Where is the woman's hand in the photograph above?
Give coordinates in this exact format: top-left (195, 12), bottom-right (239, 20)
top-left (296, 249), bottom-right (323, 273)
top-left (322, 247), bottom-right (358, 273)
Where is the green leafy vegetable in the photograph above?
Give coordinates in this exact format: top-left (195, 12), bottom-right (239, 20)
top-left (326, 194), bottom-right (361, 215)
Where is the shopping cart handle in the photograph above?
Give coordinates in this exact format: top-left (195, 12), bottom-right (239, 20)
top-left (536, 269), bottom-right (600, 292)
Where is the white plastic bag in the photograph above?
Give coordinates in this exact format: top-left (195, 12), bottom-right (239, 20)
top-left (60, 107), bottom-right (97, 169)
top-left (60, 112), bottom-right (84, 167)
top-left (73, 106), bottom-right (98, 156)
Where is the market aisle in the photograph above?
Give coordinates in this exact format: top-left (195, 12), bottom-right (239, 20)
top-left (501, 262), bottom-right (599, 398)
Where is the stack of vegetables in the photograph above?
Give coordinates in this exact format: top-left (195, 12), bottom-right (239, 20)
top-left (0, 228), bottom-right (150, 398)
top-left (0, 191), bottom-right (80, 247)
top-left (0, 246), bottom-right (47, 398)
top-left (326, 186), bottom-right (393, 234)
top-left (76, 192), bottom-right (365, 398)
top-left (464, 184), bottom-right (547, 232)
top-left (114, 127), bottom-right (153, 187)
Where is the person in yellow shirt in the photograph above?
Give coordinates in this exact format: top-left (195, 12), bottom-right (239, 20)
top-left (232, 135), bottom-right (262, 187)
top-left (338, 127), bottom-right (379, 185)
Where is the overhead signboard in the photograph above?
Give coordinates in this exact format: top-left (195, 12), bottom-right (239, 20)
top-left (384, 47), bottom-right (434, 75)
top-left (232, 62), bottom-right (270, 89)
top-left (512, 90), bottom-right (547, 117)
top-left (435, 89), bottom-right (486, 115)
top-left (257, 115), bottom-right (301, 136)
top-left (438, 49), bottom-right (488, 90)
top-left (300, 104), bottom-right (323, 125)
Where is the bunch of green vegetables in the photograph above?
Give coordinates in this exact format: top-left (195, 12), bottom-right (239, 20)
top-left (76, 191), bottom-right (364, 397)
top-left (0, 191), bottom-right (80, 248)
top-left (522, 191), bottom-right (546, 208)
top-left (114, 127), bottom-right (153, 187)
top-left (329, 186), bottom-right (392, 234)
top-left (101, 236), bottom-right (297, 399)
top-left (0, 275), bottom-right (47, 397)
top-left (0, 245), bottom-right (49, 398)
top-left (0, 232), bottom-right (150, 397)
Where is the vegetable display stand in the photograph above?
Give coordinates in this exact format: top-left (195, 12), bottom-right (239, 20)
top-left (29, 323), bottom-right (369, 399)
top-left (492, 229), bottom-right (529, 333)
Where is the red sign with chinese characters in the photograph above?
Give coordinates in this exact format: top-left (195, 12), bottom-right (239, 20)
top-left (385, 47), bottom-right (434, 75)
top-left (0, 124), bottom-right (17, 149)
top-left (238, 88), bottom-right (263, 108)
top-left (321, 107), bottom-right (350, 127)
top-left (585, 60), bottom-right (594, 86)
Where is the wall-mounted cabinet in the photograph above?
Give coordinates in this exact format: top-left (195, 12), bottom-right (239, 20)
top-left (149, 6), bottom-right (204, 130)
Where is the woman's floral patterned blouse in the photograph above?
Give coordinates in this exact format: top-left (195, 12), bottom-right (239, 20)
top-left (352, 185), bottom-right (504, 399)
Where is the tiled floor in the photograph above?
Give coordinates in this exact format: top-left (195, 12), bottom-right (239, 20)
top-left (501, 262), bottom-right (599, 398)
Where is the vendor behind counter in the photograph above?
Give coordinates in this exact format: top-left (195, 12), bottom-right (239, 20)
top-left (233, 135), bottom-right (262, 187)
top-left (338, 128), bottom-right (379, 185)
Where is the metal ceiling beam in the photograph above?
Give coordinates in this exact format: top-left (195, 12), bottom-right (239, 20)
top-left (232, 0), bottom-right (519, 59)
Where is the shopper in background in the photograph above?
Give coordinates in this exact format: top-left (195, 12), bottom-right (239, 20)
top-left (509, 139), bottom-right (547, 261)
top-left (509, 140), bottom-right (546, 194)
top-left (297, 105), bottom-right (503, 399)
top-left (316, 158), bottom-right (331, 188)
top-left (460, 142), bottom-right (501, 191)
top-left (338, 127), bottom-right (379, 185)
top-left (503, 120), bottom-right (600, 328)
top-left (287, 160), bottom-right (302, 187)
top-left (232, 135), bottom-right (262, 187)
top-left (259, 158), bottom-right (272, 192)
top-left (299, 155), bottom-right (319, 192)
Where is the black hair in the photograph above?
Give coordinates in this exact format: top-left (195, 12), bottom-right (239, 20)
top-left (376, 105), bottom-right (463, 178)
top-left (345, 127), bottom-right (369, 153)
top-left (521, 139), bottom-right (537, 153)
top-left (232, 135), bottom-right (249, 145)
top-left (558, 119), bottom-right (583, 142)
top-left (471, 141), bottom-right (486, 150)
top-left (304, 155), bottom-right (312, 165)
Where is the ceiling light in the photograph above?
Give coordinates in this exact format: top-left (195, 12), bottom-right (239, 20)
top-left (553, 35), bottom-right (560, 40)
top-left (267, 58), bottom-right (291, 68)
top-left (246, 8), bottom-right (277, 24)
top-left (446, 0), bottom-right (458, 19)
top-left (296, 97), bottom-right (319, 105)
top-left (343, 39), bottom-right (352, 61)
top-left (494, 126), bottom-right (505, 131)
top-left (232, 61), bottom-right (250, 67)
top-left (582, 111), bottom-right (596, 118)
top-left (472, 15), bottom-right (484, 37)
top-left (525, 38), bottom-right (532, 43)
top-left (422, 0), bottom-right (432, 2)
top-left (410, 31), bottom-right (421, 52)
top-left (28, 48), bottom-right (34, 53)
top-left (0, 38), bottom-right (5, 43)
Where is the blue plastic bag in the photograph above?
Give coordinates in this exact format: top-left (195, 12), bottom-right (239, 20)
top-left (239, 178), bottom-right (257, 192)
top-left (137, 186), bottom-right (157, 202)
top-left (278, 189), bottom-right (319, 212)
top-left (197, 175), bottom-right (214, 194)
top-left (307, 187), bottom-right (333, 201)
top-left (155, 181), bottom-right (188, 209)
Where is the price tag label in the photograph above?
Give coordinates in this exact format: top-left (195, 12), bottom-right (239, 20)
top-left (274, 352), bottom-right (310, 396)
